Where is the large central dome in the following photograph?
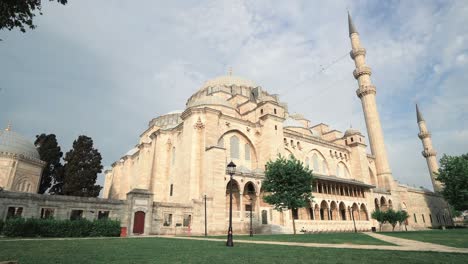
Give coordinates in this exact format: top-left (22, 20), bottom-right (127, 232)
top-left (199, 75), bottom-right (258, 91)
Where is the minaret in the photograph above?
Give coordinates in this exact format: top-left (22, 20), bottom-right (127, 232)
top-left (416, 104), bottom-right (443, 192)
top-left (348, 12), bottom-right (393, 190)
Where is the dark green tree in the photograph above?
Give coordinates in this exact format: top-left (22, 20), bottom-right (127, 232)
top-left (262, 155), bottom-right (314, 235)
top-left (384, 209), bottom-right (399, 231)
top-left (396, 210), bottom-right (409, 231)
top-left (371, 210), bottom-right (386, 232)
top-left (436, 154), bottom-right (468, 211)
top-left (62, 135), bottom-right (103, 197)
top-left (34, 134), bottom-right (63, 194)
top-left (0, 0), bottom-right (68, 37)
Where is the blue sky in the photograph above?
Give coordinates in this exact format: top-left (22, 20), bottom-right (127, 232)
top-left (1, 0), bottom-right (467, 191)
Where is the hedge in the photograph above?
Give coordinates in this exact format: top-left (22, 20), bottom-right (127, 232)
top-left (1, 218), bottom-right (121, 238)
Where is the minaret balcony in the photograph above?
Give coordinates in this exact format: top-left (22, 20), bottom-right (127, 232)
top-left (422, 149), bottom-right (437, 158)
top-left (418, 132), bottom-right (431, 139)
top-left (350, 48), bottom-right (366, 59)
top-left (356, 85), bottom-right (376, 98)
top-left (353, 66), bottom-right (372, 79)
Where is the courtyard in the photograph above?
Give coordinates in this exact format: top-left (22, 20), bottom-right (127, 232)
top-left (1, 230), bottom-right (467, 264)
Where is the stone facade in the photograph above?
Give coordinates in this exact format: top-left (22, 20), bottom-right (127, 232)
top-left (101, 14), bottom-right (451, 235)
top-left (0, 14), bottom-right (452, 236)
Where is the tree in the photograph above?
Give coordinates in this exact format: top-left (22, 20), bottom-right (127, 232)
top-left (0, 0), bottom-right (68, 37)
top-left (396, 210), bottom-right (409, 231)
top-left (62, 135), bottom-right (103, 197)
top-left (384, 209), bottom-right (399, 231)
top-left (34, 134), bottom-right (63, 194)
top-left (262, 155), bottom-right (314, 235)
top-left (371, 210), bottom-right (386, 232)
top-left (436, 154), bottom-right (468, 211)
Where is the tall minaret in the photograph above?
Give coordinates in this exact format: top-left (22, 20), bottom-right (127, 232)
top-left (348, 12), bottom-right (394, 190)
top-left (416, 104), bottom-right (443, 192)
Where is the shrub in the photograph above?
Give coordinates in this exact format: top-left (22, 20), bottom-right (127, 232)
top-left (2, 218), bottom-right (120, 238)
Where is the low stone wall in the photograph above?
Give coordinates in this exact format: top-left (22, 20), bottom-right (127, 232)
top-left (0, 190), bottom-right (126, 223)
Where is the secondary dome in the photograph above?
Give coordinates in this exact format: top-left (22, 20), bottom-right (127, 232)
top-left (200, 75), bottom-right (258, 90)
top-left (0, 126), bottom-right (40, 160)
top-left (344, 128), bottom-right (360, 137)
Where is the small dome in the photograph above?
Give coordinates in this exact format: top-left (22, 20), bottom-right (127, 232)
top-left (0, 128), bottom-right (40, 160)
top-left (344, 128), bottom-right (360, 137)
top-left (200, 75), bottom-right (257, 90)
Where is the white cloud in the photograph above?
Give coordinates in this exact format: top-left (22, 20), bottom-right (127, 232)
top-left (1, 0), bottom-right (467, 191)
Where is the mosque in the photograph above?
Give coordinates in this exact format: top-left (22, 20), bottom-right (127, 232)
top-left (0, 14), bottom-right (451, 235)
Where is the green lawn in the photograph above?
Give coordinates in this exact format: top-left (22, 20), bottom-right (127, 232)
top-left (381, 229), bottom-right (468, 248)
top-left (0, 237), bottom-right (466, 264)
top-left (203, 232), bottom-right (393, 245)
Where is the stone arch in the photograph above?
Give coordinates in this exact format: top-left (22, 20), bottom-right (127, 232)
top-left (380, 196), bottom-right (388, 211)
top-left (314, 204), bottom-right (320, 220)
top-left (360, 204), bottom-right (369, 220)
top-left (243, 181), bottom-right (257, 212)
top-left (374, 198), bottom-right (380, 211)
top-left (351, 203), bottom-right (359, 220)
top-left (226, 179), bottom-right (241, 211)
top-left (336, 162), bottom-right (351, 178)
top-left (305, 149), bottom-right (329, 175)
top-left (218, 129), bottom-right (258, 169)
top-left (339, 202), bottom-right (347, 220)
top-left (388, 199), bottom-right (393, 209)
top-left (320, 200), bottom-right (329, 220)
top-left (330, 201), bottom-right (338, 220)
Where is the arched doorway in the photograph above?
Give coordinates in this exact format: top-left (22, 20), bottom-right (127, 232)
top-left (380, 196), bottom-right (388, 211)
top-left (320, 200), bottom-right (329, 220)
top-left (133, 211), bottom-right (145, 234)
top-left (330, 201), bottom-right (338, 220)
top-left (226, 180), bottom-right (241, 213)
top-left (360, 204), bottom-right (368, 220)
top-left (339, 202), bottom-right (347, 220)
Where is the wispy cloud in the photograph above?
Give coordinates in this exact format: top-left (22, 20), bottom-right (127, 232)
top-left (0, 0), bottom-right (467, 190)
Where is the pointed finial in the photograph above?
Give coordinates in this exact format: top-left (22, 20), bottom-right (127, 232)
top-left (5, 121), bottom-right (11, 131)
top-left (348, 11), bottom-right (358, 36)
top-left (416, 103), bottom-right (424, 122)
top-left (228, 67), bottom-right (233, 76)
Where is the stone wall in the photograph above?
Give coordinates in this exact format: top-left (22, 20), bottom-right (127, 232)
top-left (0, 190), bottom-right (126, 223)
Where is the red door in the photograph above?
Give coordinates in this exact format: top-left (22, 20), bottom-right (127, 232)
top-left (133, 211), bottom-right (145, 234)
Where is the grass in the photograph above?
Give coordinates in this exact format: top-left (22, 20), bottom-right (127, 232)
top-left (202, 232), bottom-right (393, 245)
top-left (381, 229), bottom-right (468, 248)
top-left (0, 237), bottom-right (466, 264)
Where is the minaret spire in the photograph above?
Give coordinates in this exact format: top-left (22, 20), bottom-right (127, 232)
top-left (348, 13), bottom-right (394, 191)
top-left (348, 11), bottom-right (358, 36)
top-left (416, 104), bottom-right (443, 192)
top-left (416, 103), bottom-right (424, 122)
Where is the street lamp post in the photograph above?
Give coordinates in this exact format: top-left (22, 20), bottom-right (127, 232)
top-left (249, 198), bottom-right (253, 237)
top-left (204, 194), bottom-right (207, 237)
top-left (226, 161), bottom-right (236, 247)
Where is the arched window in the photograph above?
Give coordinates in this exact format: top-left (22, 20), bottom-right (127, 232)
top-left (245, 144), bottom-right (251, 160)
top-left (230, 136), bottom-right (239, 159)
top-left (172, 147), bottom-right (176, 165)
top-left (322, 160), bottom-right (328, 175)
top-left (312, 153), bottom-right (319, 173)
